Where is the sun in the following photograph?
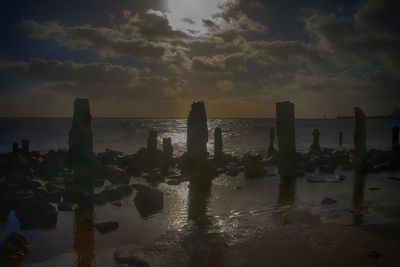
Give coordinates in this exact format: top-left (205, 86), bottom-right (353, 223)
top-left (165, 0), bottom-right (227, 35)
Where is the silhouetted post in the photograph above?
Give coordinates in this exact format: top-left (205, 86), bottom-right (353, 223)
top-left (276, 101), bottom-right (296, 179)
top-left (12, 142), bottom-right (18, 153)
top-left (267, 127), bottom-right (275, 155)
top-left (147, 130), bottom-right (158, 153)
top-left (353, 107), bottom-right (366, 171)
top-left (392, 127), bottom-right (399, 150)
top-left (21, 139), bottom-right (29, 155)
top-left (339, 132), bottom-right (343, 147)
top-left (187, 101), bottom-right (208, 161)
top-left (69, 98), bottom-right (93, 188)
top-left (162, 137), bottom-right (173, 158)
top-left (214, 128), bottom-right (223, 161)
top-left (310, 128), bottom-right (321, 153)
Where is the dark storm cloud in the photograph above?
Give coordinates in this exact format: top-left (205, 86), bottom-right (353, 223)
top-left (181, 17), bottom-right (196, 25)
top-left (303, 0), bottom-right (400, 72)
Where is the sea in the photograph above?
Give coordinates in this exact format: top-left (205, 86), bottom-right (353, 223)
top-left (0, 118), bottom-right (399, 266)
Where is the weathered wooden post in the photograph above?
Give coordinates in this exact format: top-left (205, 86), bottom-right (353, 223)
top-left (310, 128), bottom-right (321, 153)
top-left (276, 101), bottom-right (296, 178)
top-left (69, 98), bottom-right (94, 188)
top-left (392, 126), bottom-right (399, 150)
top-left (12, 142), bottom-right (19, 153)
top-left (267, 127), bottom-right (275, 155)
top-left (353, 107), bottom-right (366, 171)
top-left (187, 101), bottom-right (208, 161)
top-left (162, 137), bottom-right (173, 158)
top-left (147, 130), bottom-right (158, 153)
top-left (21, 139), bottom-right (29, 155)
top-left (339, 132), bottom-right (343, 147)
top-left (214, 128), bottom-right (223, 161)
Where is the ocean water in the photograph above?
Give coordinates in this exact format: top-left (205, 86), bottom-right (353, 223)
top-left (0, 118), bottom-right (398, 155)
top-left (0, 118), bottom-right (400, 266)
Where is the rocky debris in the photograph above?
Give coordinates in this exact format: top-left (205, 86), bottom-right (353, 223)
top-left (133, 184), bottom-right (164, 218)
top-left (276, 101), bottom-right (296, 178)
top-left (0, 232), bottom-right (30, 265)
top-left (321, 198), bottom-right (338, 205)
top-left (58, 201), bottom-right (75, 211)
top-left (147, 130), bottom-right (158, 153)
top-left (45, 177), bottom-right (65, 192)
top-left (310, 128), bottom-right (321, 153)
top-left (162, 137), bottom-right (173, 158)
top-left (14, 196), bottom-right (58, 230)
top-left (226, 165), bottom-right (244, 177)
top-left (114, 250), bottom-right (149, 267)
top-left (62, 187), bottom-right (93, 204)
top-left (95, 221), bottom-right (119, 234)
top-left (268, 127), bottom-right (276, 155)
top-left (186, 101), bottom-right (208, 161)
top-left (98, 148), bottom-right (123, 165)
top-left (353, 107), bottom-right (367, 171)
top-left (214, 128), bottom-right (223, 161)
top-left (108, 172), bottom-right (130, 185)
top-left (94, 185), bottom-right (133, 205)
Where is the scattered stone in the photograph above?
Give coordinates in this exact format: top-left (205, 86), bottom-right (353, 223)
top-left (95, 185), bottom-right (133, 204)
top-left (95, 221), bottom-right (119, 234)
top-left (133, 184), bottom-right (164, 218)
top-left (321, 198), bottom-right (338, 205)
top-left (388, 176), bottom-right (400, 181)
top-left (368, 187), bottom-right (381, 191)
top-left (58, 201), bottom-right (75, 211)
top-left (0, 232), bottom-right (30, 265)
top-left (368, 250), bottom-right (383, 258)
top-left (114, 251), bottom-right (148, 267)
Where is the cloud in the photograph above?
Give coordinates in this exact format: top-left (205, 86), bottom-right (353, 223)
top-left (302, 0), bottom-right (400, 72)
top-left (181, 17), bottom-right (196, 25)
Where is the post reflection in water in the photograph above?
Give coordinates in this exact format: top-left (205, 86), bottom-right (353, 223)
top-left (277, 177), bottom-right (296, 206)
top-left (185, 169), bottom-right (223, 267)
top-left (73, 204), bottom-right (95, 267)
top-left (352, 171), bottom-right (366, 225)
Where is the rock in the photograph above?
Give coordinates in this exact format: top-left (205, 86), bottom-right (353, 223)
top-left (306, 176), bottom-right (326, 183)
top-left (133, 185), bottom-right (164, 218)
top-left (58, 201), bottom-right (75, 211)
top-left (0, 232), bottom-right (30, 265)
top-left (112, 201), bottom-right (122, 206)
top-left (167, 180), bottom-right (181, 185)
top-left (186, 101), bottom-right (208, 161)
top-left (329, 174), bottom-right (346, 183)
top-left (276, 101), bottom-right (296, 178)
top-left (45, 192), bottom-right (61, 203)
top-left (98, 148), bottom-right (123, 165)
top-left (321, 198), bottom-right (338, 205)
top-left (63, 187), bottom-right (93, 204)
top-left (95, 221), bottom-right (119, 234)
top-left (114, 251), bottom-right (148, 267)
top-left (226, 166), bottom-right (243, 177)
top-left (368, 250), bottom-right (383, 258)
top-left (94, 179), bottom-right (104, 187)
top-left (108, 172), bottom-right (130, 184)
top-left (368, 187), bottom-right (381, 191)
top-left (162, 138), bottom-right (173, 158)
top-left (95, 185), bottom-right (133, 204)
top-left (245, 163), bottom-right (266, 178)
top-left (15, 198), bottom-right (58, 230)
top-left (389, 176), bottom-right (400, 181)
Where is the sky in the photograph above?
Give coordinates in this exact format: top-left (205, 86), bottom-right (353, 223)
top-left (0, 0), bottom-right (399, 118)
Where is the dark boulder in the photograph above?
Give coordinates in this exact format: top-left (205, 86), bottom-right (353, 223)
top-left (0, 232), bottom-right (30, 265)
top-left (133, 184), bottom-right (164, 218)
top-left (95, 221), bottom-right (119, 234)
